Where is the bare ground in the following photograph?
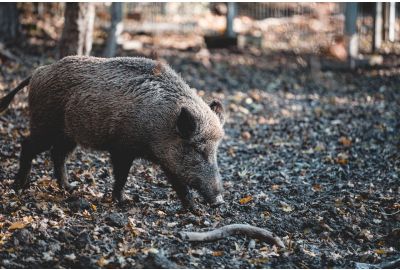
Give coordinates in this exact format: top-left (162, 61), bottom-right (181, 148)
top-left (0, 44), bottom-right (399, 268)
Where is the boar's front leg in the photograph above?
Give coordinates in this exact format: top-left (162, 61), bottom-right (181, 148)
top-left (110, 151), bottom-right (134, 204)
top-left (50, 137), bottom-right (76, 191)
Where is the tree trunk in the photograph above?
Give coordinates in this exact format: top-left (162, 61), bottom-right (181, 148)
top-left (59, 3), bottom-right (95, 58)
top-left (0, 3), bottom-right (20, 44)
top-left (103, 2), bottom-right (123, 57)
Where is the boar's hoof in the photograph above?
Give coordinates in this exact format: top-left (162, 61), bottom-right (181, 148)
top-left (12, 181), bottom-right (26, 193)
top-left (112, 195), bottom-right (131, 208)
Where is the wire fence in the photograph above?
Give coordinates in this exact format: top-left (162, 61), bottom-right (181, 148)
top-left (17, 2), bottom-right (400, 55)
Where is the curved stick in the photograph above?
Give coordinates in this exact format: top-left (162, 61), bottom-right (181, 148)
top-left (179, 224), bottom-right (285, 248)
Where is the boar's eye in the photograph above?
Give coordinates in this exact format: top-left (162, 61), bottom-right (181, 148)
top-left (176, 107), bottom-right (197, 139)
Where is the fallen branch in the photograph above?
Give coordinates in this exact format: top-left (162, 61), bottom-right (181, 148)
top-left (355, 257), bottom-right (400, 269)
top-left (179, 224), bottom-right (285, 248)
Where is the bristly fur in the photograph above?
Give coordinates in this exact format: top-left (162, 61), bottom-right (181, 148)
top-left (152, 61), bottom-right (164, 76)
top-left (9, 56), bottom-right (226, 208)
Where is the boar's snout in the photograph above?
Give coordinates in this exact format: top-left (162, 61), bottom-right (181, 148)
top-left (199, 173), bottom-right (224, 207)
top-left (210, 194), bottom-right (225, 207)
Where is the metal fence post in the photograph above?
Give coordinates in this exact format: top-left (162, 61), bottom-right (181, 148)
top-left (389, 2), bottom-right (396, 42)
top-left (226, 2), bottom-right (237, 38)
top-left (345, 3), bottom-right (358, 69)
top-left (373, 2), bottom-right (383, 51)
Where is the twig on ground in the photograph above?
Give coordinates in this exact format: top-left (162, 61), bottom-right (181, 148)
top-left (355, 257), bottom-right (400, 269)
top-left (381, 209), bottom-right (400, 216)
top-left (179, 224), bottom-right (285, 248)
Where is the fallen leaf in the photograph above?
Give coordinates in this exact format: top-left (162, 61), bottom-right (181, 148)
top-left (212, 251), bottom-right (224, 256)
top-left (280, 202), bottom-right (293, 212)
top-left (65, 253), bottom-right (76, 261)
top-left (271, 184), bottom-right (280, 191)
top-left (8, 222), bottom-right (26, 230)
top-left (312, 183), bottom-right (322, 192)
top-left (314, 142), bottom-right (326, 152)
top-left (97, 257), bottom-right (109, 267)
top-left (82, 210), bottom-right (91, 219)
top-left (339, 136), bottom-right (352, 147)
top-left (375, 249), bottom-right (386, 255)
top-left (241, 131), bottom-right (251, 140)
top-left (360, 229), bottom-right (373, 241)
top-left (239, 195), bottom-right (253, 204)
top-left (336, 153), bottom-right (349, 165)
top-left (157, 210), bottom-right (166, 217)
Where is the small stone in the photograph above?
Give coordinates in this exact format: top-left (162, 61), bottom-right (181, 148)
top-left (105, 213), bottom-right (126, 228)
top-left (13, 229), bottom-right (34, 245)
top-left (68, 197), bottom-right (91, 212)
top-left (65, 253), bottom-right (76, 261)
top-left (241, 131), bottom-right (251, 140)
top-left (143, 249), bottom-right (179, 269)
top-left (248, 239), bottom-right (256, 249)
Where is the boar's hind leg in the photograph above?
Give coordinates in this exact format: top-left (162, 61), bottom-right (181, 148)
top-left (50, 138), bottom-right (76, 191)
top-left (110, 151), bottom-right (134, 204)
top-left (13, 136), bottom-right (52, 191)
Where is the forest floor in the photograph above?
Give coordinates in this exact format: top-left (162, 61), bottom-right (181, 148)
top-left (0, 39), bottom-right (400, 268)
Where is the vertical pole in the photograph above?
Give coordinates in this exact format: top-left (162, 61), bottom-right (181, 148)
top-left (226, 2), bottom-right (237, 38)
top-left (383, 2), bottom-right (389, 41)
top-left (345, 3), bottom-right (358, 69)
top-left (389, 2), bottom-right (396, 42)
top-left (103, 2), bottom-right (123, 57)
top-left (373, 2), bottom-right (383, 52)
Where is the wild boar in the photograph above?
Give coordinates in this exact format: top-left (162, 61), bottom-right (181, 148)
top-left (0, 56), bottom-right (226, 210)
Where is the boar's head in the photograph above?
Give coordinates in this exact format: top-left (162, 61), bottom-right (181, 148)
top-left (158, 99), bottom-right (226, 206)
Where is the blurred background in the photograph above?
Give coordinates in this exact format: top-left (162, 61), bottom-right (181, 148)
top-left (1, 3), bottom-right (400, 62)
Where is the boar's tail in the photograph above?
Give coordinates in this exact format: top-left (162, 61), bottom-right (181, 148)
top-left (0, 76), bottom-right (31, 114)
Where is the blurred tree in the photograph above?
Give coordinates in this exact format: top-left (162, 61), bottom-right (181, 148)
top-left (0, 3), bottom-right (20, 44)
top-left (103, 2), bottom-right (123, 57)
top-left (59, 3), bottom-right (95, 58)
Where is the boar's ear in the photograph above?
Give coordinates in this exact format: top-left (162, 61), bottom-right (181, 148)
top-left (209, 99), bottom-right (225, 125)
top-left (177, 107), bottom-right (197, 139)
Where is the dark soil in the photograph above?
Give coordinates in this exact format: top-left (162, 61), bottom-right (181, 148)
top-left (1, 44), bottom-right (399, 268)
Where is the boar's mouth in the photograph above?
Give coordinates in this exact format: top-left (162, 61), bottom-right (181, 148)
top-left (163, 169), bottom-right (223, 206)
top-left (193, 180), bottom-right (224, 206)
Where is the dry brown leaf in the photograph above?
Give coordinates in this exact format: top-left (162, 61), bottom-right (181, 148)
top-left (212, 250), bottom-right (224, 256)
top-left (339, 136), bottom-right (352, 147)
top-left (312, 183), bottom-right (322, 192)
top-left (335, 153), bottom-right (349, 165)
top-left (97, 257), bottom-right (108, 267)
top-left (375, 249), bottom-right (386, 255)
top-left (8, 222), bottom-right (26, 230)
top-left (239, 195), bottom-right (253, 205)
top-left (82, 210), bottom-right (91, 219)
top-left (241, 131), bottom-right (251, 140)
top-left (271, 184), bottom-right (280, 191)
top-left (228, 147), bottom-right (236, 157)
